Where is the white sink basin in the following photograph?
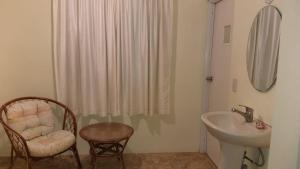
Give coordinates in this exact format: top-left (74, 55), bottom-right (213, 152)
top-left (201, 111), bottom-right (272, 169)
top-left (201, 111), bottom-right (271, 147)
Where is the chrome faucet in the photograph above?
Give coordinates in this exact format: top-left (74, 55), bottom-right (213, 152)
top-left (232, 105), bottom-right (254, 123)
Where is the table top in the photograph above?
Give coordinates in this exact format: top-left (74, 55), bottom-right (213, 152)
top-left (79, 122), bottom-right (134, 143)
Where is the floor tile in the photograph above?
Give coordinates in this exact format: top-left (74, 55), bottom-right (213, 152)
top-left (0, 153), bottom-right (216, 169)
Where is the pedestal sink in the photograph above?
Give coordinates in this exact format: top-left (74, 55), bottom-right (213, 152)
top-left (201, 111), bottom-right (271, 169)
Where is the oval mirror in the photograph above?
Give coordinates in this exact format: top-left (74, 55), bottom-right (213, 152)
top-left (247, 6), bottom-right (282, 92)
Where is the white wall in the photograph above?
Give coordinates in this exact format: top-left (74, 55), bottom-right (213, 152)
top-left (0, 0), bottom-right (208, 156)
top-left (268, 0), bottom-right (300, 168)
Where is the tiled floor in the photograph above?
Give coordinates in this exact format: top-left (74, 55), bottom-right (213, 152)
top-left (0, 153), bottom-right (216, 169)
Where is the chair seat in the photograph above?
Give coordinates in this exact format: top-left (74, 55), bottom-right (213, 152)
top-left (27, 130), bottom-right (75, 157)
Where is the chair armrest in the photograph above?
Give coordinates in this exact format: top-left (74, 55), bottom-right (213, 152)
top-left (1, 123), bottom-right (29, 158)
top-left (62, 109), bottom-right (77, 137)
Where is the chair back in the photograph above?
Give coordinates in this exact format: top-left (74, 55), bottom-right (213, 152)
top-left (1, 99), bottom-right (54, 141)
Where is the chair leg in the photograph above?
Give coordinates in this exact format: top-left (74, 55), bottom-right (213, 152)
top-left (120, 154), bottom-right (126, 169)
top-left (71, 145), bottom-right (82, 169)
top-left (8, 147), bottom-right (14, 169)
top-left (26, 158), bottom-right (32, 169)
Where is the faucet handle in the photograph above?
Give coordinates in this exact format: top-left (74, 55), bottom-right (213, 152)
top-left (238, 105), bottom-right (254, 113)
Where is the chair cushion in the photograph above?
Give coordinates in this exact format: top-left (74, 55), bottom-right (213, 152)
top-left (22, 126), bottom-right (54, 140)
top-left (6, 100), bottom-right (54, 140)
top-left (27, 130), bottom-right (75, 157)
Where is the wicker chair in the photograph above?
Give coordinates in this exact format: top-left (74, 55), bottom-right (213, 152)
top-left (0, 97), bottom-right (82, 169)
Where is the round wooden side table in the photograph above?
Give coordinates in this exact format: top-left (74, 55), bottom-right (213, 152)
top-left (79, 122), bottom-right (134, 169)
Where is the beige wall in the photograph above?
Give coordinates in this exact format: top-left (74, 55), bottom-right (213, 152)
top-left (0, 0), bottom-right (208, 156)
top-left (207, 0), bottom-right (235, 165)
top-left (229, 0), bottom-right (282, 125)
top-left (268, 0), bottom-right (300, 168)
top-left (0, 0), bottom-right (55, 102)
top-left (0, 0), bottom-right (55, 155)
top-left (228, 1), bottom-right (282, 169)
top-left (207, 1), bottom-right (283, 167)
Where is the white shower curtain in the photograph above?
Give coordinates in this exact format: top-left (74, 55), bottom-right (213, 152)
top-left (53, 0), bottom-right (174, 116)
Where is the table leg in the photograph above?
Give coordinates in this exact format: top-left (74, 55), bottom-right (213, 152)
top-left (91, 155), bottom-right (96, 169)
top-left (89, 145), bottom-right (96, 169)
